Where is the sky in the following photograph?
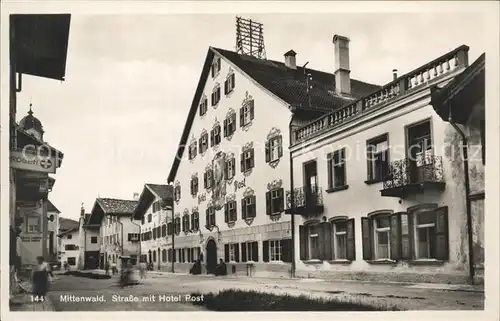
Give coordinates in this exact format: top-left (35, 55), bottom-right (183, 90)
top-left (13, 12), bottom-right (488, 221)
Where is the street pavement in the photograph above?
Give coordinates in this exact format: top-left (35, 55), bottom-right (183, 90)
top-left (46, 271), bottom-right (484, 311)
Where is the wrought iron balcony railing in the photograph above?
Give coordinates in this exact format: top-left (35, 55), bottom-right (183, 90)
top-left (285, 186), bottom-right (324, 215)
top-left (381, 155), bottom-right (445, 197)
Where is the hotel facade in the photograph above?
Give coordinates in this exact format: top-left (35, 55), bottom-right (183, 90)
top-left (287, 45), bottom-right (485, 284)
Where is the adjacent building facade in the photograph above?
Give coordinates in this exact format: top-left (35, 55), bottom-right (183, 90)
top-left (166, 36), bottom-right (379, 277)
top-left (287, 44), bottom-right (484, 284)
top-left (58, 227), bottom-right (80, 270)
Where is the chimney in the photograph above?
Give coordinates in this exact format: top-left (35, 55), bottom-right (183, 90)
top-left (392, 69), bottom-right (398, 80)
top-left (284, 50), bottom-right (297, 69)
top-left (333, 35), bottom-right (351, 95)
top-left (80, 204), bottom-right (85, 218)
top-left (133, 192), bottom-right (140, 201)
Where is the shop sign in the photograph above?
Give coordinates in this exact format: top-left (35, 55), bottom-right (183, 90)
top-left (10, 150), bottom-right (56, 173)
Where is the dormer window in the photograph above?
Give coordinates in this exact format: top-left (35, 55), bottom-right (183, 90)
top-left (211, 57), bottom-right (221, 78)
top-left (210, 125), bottom-right (221, 147)
top-left (224, 72), bottom-right (235, 95)
top-left (211, 85), bottom-right (221, 106)
top-left (199, 96), bottom-right (208, 116)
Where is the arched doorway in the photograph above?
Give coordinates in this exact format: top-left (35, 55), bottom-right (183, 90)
top-left (205, 239), bottom-right (217, 274)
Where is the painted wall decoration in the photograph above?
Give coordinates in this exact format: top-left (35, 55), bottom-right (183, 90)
top-left (234, 177), bottom-right (246, 193)
top-left (267, 179), bottom-right (283, 191)
top-left (198, 193), bottom-right (207, 204)
top-left (211, 151), bottom-right (227, 211)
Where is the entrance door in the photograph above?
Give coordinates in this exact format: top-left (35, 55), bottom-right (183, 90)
top-left (205, 239), bottom-right (217, 274)
top-left (407, 121), bottom-right (432, 184)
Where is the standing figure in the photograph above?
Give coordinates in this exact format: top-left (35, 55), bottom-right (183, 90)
top-left (104, 261), bottom-right (110, 276)
top-left (139, 261), bottom-right (146, 279)
top-left (32, 256), bottom-right (52, 300)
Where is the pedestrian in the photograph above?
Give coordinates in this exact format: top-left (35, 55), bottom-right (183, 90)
top-left (32, 256), bottom-right (52, 300)
top-left (139, 261), bottom-right (146, 279)
top-left (104, 261), bottom-right (110, 276)
top-left (214, 258), bottom-right (227, 276)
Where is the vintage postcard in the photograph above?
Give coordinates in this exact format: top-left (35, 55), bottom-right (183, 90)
top-left (1, 0), bottom-right (499, 320)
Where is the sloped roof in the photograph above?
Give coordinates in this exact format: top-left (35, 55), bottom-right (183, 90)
top-left (167, 46), bottom-right (380, 182)
top-left (59, 217), bottom-right (79, 231)
top-left (57, 227), bottom-right (78, 237)
top-left (146, 184), bottom-right (173, 201)
top-left (96, 198), bottom-right (138, 215)
top-left (47, 200), bottom-right (60, 213)
top-left (133, 183), bottom-right (173, 220)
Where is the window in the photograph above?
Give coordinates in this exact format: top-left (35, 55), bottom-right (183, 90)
top-left (191, 212), bottom-right (199, 231)
top-left (240, 100), bottom-right (254, 126)
top-left (407, 120), bottom-right (433, 182)
top-left (188, 141), bottom-right (198, 160)
top-left (308, 225), bottom-right (320, 260)
top-left (128, 233), bottom-right (140, 242)
top-left (332, 221), bottom-right (347, 260)
top-left (241, 196), bottom-right (256, 219)
top-left (268, 240), bottom-right (282, 261)
top-left (162, 249), bottom-right (167, 262)
top-left (174, 217), bottom-right (181, 235)
top-left (361, 206), bottom-right (449, 261)
top-left (90, 236), bottom-right (98, 244)
top-left (191, 177), bottom-right (199, 195)
top-left (204, 169), bottom-right (213, 189)
top-left (367, 135), bottom-right (389, 182)
top-left (328, 148), bottom-right (347, 189)
top-left (148, 214), bottom-right (152, 223)
top-left (168, 249), bottom-right (173, 262)
top-left (153, 227), bottom-right (157, 240)
top-left (174, 185), bottom-right (181, 202)
top-left (266, 188), bottom-right (284, 215)
top-left (199, 132), bottom-right (209, 154)
top-left (241, 241), bottom-right (258, 262)
top-left (240, 148), bottom-right (255, 172)
top-left (210, 125), bottom-right (221, 147)
top-left (224, 243), bottom-right (239, 262)
top-left (211, 86), bottom-right (221, 106)
top-left (67, 257), bottom-right (76, 266)
top-left (182, 214), bottom-right (190, 232)
top-left (205, 207), bottom-right (216, 227)
top-left (153, 250), bottom-right (157, 262)
top-left (224, 157), bottom-right (236, 180)
top-left (167, 222), bottom-right (173, 236)
top-left (224, 73), bottom-right (235, 95)
top-left (26, 216), bottom-right (40, 233)
top-left (211, 57), bottom-right (221, 78)
top-left (152, 201), bottom-right (161, 213)
top-left (223, 113), bottom-right (237, 138)
top-left (299, 220), bottom-right (355, 261)
top-left (65, 244), bottom-right (78, 251)
top-left (161, 224), bottom-right (167, 237)
top-left (67, 234), bottom-right (72, 240)
top-left (199, 96), bottom-right (208, 116)
top-left (224, 201), bottom-right (237, 223)
top-left (266, 135), bottom-right (283, 163)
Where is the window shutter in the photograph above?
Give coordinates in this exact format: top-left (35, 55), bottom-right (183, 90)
top-left (199, 103), bottom-right (203, 116)
top-left (346, 218), bottom-right (356, 261)
top-left (241, 198), bottom-right (246, 220)
top-left (224, 203), bottom-right (229, 223)
top-left (278, 188), bottom-right (284, 211)
top-left (217, 58), bottom-right (221, 71)
top-left (234, 243), bottom-right (240, 262)
top-left (231, 73), bottom-right (235, 89)
top-left (249, 149), bottom-right (255, 169)
top-left (231, 113), bottom-right (237, 133)
top-left (239, 107), bottom-right (244, 127)
top-left (361, 217), bottom-right (372, 260)
top-left (249, 100), bottom-right (254, 120)
top-left (241, 243), bottom-right (247, 262)
top-left (240, 153), bottom-right (245, 172)
top-left (186, 216), bottom-right (190, 231)
top-left (224, 79), bottom-right (228, 95)
top-left (327, 153), bottom-right (333, 189)
top-left (263, 240), bottom-right (269, 262)
top-left (211, 92), bottom-right (215, 106)
top-left (223, 161), bottom-right (228, 180)
top-left (232, 201), bottom-right (237, 221)
top-left (265, 141), bottom-right (270, 163)
top-left (435, 206), bottom-right (449, 260)
top-left (223, 118), bottom-right (228, 137)
top-left (322, 222), bottom-right (333, 261)
top-left (210, 130), bottom-right (214, 147)
top-left (278, 135), bottom-right (283, 158)
top-left (252, 242), bottom-right (258, 262)
top-left (173, 249), bottom-right (176, 262)
top-left (224, 244), bottom-right (229, 262)
top-left (265, 191), bottom-right (271, 215)
top-left (366, 147), bottom-right (373, 180)
top-left (282, 239), bottom-right (292, 262)
top-left (205, 209), bottom-right (210, 227)
top-left (390, 213), bottom-right (402, 260)
top-left (231, 158), bottom-right (236, 177)
top-left (250, 195), bottom-right (256, 217)
top-left (211, 64), bottom-right (215, 77)
top-left (299, 225), bottom-right (307, 260)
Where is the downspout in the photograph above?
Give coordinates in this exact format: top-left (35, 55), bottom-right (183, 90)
top-left (130, 216), bottom-right (141, 264)
top-left (288, 117), bottom-right (296, 278)
top-left (448, 104), bottom-right (475, 285)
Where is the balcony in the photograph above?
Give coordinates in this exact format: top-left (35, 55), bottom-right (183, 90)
top-left (284, 186), bottom-right (324, 216)
top-left (381, 155), bottom-right (445, 198)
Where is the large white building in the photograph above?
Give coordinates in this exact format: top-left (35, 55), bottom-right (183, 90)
top-left (287, 43), bottom-right (484, 284)
top-left (58, 226), bottom-right (80, 270)
top-left (165, 36), bottom-right (379, 276)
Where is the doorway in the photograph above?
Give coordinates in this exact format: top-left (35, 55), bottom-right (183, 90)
top-left (205, 239), bottom-right (217, 274)
top-left (304, 161), bottom-right (318, 205)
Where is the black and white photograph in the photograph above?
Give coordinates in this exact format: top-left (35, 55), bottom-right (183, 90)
top-left (1, 0), bottom-right (499, 318)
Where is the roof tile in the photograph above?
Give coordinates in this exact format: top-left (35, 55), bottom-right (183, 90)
top-left (96, 198), bottom-right (138, 214)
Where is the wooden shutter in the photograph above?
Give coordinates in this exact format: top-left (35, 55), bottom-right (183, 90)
top-left (223, 161), bottom-right (228, 180)
top-left (224, 79), bottom-right (228, 95)
top-left (241, 243), bottom-right (247, 262)
top-left (390, 213), bottom-right (402, 260)
top-left (266, 191), bottom-right (271, 215)
top-left (205, 209), bottom-right (210, 227)
top-left (322, 222), bottom-right (333, 261)
top-left (278, 135), bottom-right (283, 158)
top-left (265, 141), bottom-right (270, 163)
top-left (252, 242), bottom-right (258, 262)
top-left (231, 113), bottom-right (237, 133)
top-left (239, 107), bottom-right (244, 127)
top-left (223, 118), bottom-right (228, 137)
top-left (240, 152), bottom-right (245, 172)
top-left (249, 100), bottom-right (254, 120)
top-left (211, 92), bottom-right (215, 106)
top-left (186, 216), bottom-right (190, 231)
top-left (346, 218), bottom-right (356, 261)
top-left (278, 188), bottom-right (284, 212)
top-left (435, 206), bottom-right (449, 260)
top-left (198, 138), bottom-right (202, 154)
top-left (224, 203), bottom-right (229, 223)
top-left (299, 225), bottom-right (307, 260)
top-left (249, 149), bottom-right (255, 168)
top-left (210, 129), bottom-right (214, 147)
top-left (234, 243), bottom-right (240, 262)
top-left (224, 244), bottom-right (229, 262)
top-left (327, 153), bottom-right (333, 189)
top-left (203, 172), bottom-right (207, 189)
top-left (282, 239), bottom-right (292, 262)
top-left (199, 103), bottom-right (203, 116)
top-left (250, 195), bottom-right (256, 217)
top-left (231, 158), bottom-right (236, 177)
top-left (231, 201), bottom-right (237, 221)
top-left (263, 240), bottom-right (269, 262)
top-left (241, 198), bottom-right (246, 219)
top-left (231, 73), bottom-right (235, 89)
top-left (361, 217), bottom-right (372, 260)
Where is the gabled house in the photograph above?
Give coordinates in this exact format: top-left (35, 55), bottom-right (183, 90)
top-left (166, 35), bottom-right (380, 277)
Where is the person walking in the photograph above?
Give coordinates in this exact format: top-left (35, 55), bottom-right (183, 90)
top-left (32, 256), bottom-right (52, 300)
top-left (104, 261), bottom-right (110, 276)
top-left (139, 261), bottom-right (146, 279)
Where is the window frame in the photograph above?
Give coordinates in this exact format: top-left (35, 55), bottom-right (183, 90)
top-left (366, 134), bottom-right (390, 183)
top-left (332, 220), bottom-right (348, 260)
top-left (26, 216), bottom-right (41, 233)
top-left (269, 239), bottom-right (283, 262)
top-left (329, 148), bottom-right (347, 189)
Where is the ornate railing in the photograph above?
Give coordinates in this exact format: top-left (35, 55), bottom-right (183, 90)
top-left (285, 186), bottom-right (323, 210)
top-left (382, 155), bottom-right (444, 190)
top-left (292, 45), bottom-right (469, 145)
